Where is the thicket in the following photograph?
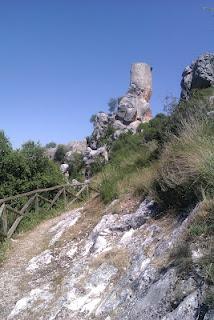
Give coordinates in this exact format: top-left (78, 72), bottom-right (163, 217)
top-left (0, 135), bottom-right (64, 199)
top-left (68, 152), bottom-right (85, 181)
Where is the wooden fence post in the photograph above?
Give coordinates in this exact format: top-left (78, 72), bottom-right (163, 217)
top-left (35, 193), bottom-right (39, 213)
top-left (7, 195), bottom-right (36, 238)
top-left (63, 187), bottom-right (67, 209)
top-left (48, 188), bottom-right (64, 210)
top-left (0, 182), bottom-right (93, 238)
top-left (2, 204), bottom-right (8, 236)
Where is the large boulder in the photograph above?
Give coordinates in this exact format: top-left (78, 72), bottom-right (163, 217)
top-left (181, 53), bottom-right (214, 100)
top-left (65, 140), bottom-right (87, 161)
top-left (45, 140), bottom-right (86, 162)
top-left (83, 146), bottom-right (109, 178)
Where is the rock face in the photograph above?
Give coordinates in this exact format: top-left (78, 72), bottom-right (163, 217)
top-left (84, 62), bottom-right (153, 175)
top-left (181, 53), bottom-right (214, 100)
top-left (116, 63), bottom-right (152, 124)
top-left (45, 140), bottom-right (87, 161)
top-left (1, 200), bottom-right (212, 320)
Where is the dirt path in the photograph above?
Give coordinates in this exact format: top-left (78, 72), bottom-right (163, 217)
top-left (0, 208), bottom-right (85, 320)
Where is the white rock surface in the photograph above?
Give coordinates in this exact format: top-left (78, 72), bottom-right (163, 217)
top-left (0, 201), bottom-right (211, 320)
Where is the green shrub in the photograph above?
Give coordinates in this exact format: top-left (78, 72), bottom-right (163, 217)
top-left (99, 171), bottom-right (119, 204)
top-left (45, 142), bottom-right (57, 148)
top-left (96, 132), bottom-right (157, 203)
top-left (54, 144), bottom-right (66, 163)
top-left (138, 113), bottom-right (170, 149)
top-left (0, 130), bottom-right (12, 158)
top-left (90, 158), bottom-right (104, 176)
top-left (0, 139), bottom-right (64, 198)
top-left (68, 152), bottom-right (85, 181)
top-left (168, 87), bottom-right (214, 136)
top-left (152, 112), bottom-right (214, 210)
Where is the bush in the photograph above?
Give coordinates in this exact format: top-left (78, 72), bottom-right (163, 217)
top-left (0, 130), bottom-right (12, 158)
top-left (139, 113), bottom-right (170, 149)
top-left (0, 139), bottom-right (64, 198)
top-left (96, 132), bottom-right (157, 203)
top-left (54, 144), bottom-right (66, 163)
top-left (99, 171), bottom-right (119, 204)
top-left (152, 100), bottom-right (214, 210)
top-left (45, 142), bottom-right (56, 148)
top-left (68, 153), bottom-right (85, 181)
top-left (167, 87), bottom-right (214, 136)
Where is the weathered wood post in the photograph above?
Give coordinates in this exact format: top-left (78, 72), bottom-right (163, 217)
top-left (63, 187), bottom-right (67, 209)
top-left (0, 203), bottom-right (7, 236)
top-left (35, 193), bottom-right (39, 213)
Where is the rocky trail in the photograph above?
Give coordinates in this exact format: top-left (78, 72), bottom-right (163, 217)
top-left (0, 197), bottom-right (213, 320)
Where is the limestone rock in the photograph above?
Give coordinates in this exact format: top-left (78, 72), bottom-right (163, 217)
top-left (87, 112), bottom-right (113, 150)
top-left (60, 163), bottom-right (69, 174)
top-left (1, 200), bottom-right (212, 320)
top-left (204, 310), bottom-right (214, 320)
top-left (84, 62), bottom-right (153, 176)
top-left (83, 146), bottom-right (109, 178)
top-left (116, 62), bottom-right (152, 124)
top-left (45, 140), bottom-right (86, 161)
top-left (65, 140), bottom-right (87, 161)
top-left (181, 53), bottom-right (214, 100)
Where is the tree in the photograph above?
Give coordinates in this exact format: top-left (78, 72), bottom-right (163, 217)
top-left (68, 153), bottom-right (84, 181)
top-left (45, 142), bottom-right (57, 148)
top-left (54, 144), bottom-right (66, 163)
top-left (0, 130), bottom-right (12, 158)
top-left (0, 138), bottom-right (64, 198)
top-left (163, 95), bottom-right (178, 115)
top-left (108, 98), bottom-right (118, 113)
top-left (90, 114), bottom-right (96, 126)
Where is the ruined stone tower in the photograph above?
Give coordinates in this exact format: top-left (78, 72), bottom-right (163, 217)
top-left (116, 62), bottom-right (152, 124)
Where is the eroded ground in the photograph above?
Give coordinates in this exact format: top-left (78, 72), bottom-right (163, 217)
top-left (0, 197), bottom-right (212, 320)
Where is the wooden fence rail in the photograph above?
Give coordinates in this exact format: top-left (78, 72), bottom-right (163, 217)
top-left (0, 182), bottom-right (93, 239)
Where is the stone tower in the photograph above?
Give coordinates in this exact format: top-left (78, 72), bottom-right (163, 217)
top-left (116, 62), bottom-right (152, 124)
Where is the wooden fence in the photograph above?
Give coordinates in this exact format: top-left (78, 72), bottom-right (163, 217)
top-left (0, 182), bottom-right (92, 239)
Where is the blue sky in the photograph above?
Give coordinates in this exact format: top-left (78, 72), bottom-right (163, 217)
top-left (0, 0), bottom-right (213, 148)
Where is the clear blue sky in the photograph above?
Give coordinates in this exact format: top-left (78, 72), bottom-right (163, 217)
top-left (0, 0), bottom-right (213, 148)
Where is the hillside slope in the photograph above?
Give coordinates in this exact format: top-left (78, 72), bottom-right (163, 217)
top-left (0, 196), bottom-right (213, 320)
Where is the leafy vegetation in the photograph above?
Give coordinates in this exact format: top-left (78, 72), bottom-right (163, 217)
top-left (90, 114), bottom-right (96, 125)
top-left (68, 152), bottom-right (85, 181)
top-left (95, 132), bottom-right (158, 203)
top-left (54, 144), bottom-right (67, 163)
top-left (95, 88), bottom-right (214, 210)
top-left (45, 141), bottom-right (57, 148)
top-left (0, 138), bottom-right (64, 199)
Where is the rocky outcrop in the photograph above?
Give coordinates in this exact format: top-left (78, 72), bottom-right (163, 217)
top-left (116, 63), bottom-right (152, 124)
top-left (84, 62), bottom-right (153, 175)
top-left (45, 140), bottom-right (87, 161)
top-left (1, 200), bottom-right (212, 320)
top-left (181, 53), bottom-right (214, 100)
top-left (83, 146), bottom-right (109, 178)
top-left (87, 113), bottom-right (114, 150)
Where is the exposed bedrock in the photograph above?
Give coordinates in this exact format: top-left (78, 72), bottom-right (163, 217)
top-left (181, 53), bottom-right (214, 100)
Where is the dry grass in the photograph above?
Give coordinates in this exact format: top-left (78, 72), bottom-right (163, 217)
top-left (152, 113), bottom-right (214, 209)
top-left (188, 198), bottom-right (214, 237)
top-left (56, 195), bottom-right (105, 246)
top-left (104, 193), bottom-right (140, 216)
top-left (90, 248), bottom-right (130, 272)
